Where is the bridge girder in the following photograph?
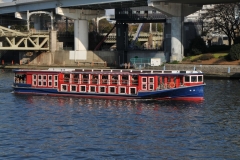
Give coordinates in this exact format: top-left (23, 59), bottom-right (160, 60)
top-left (1, 0), bottom-right (239, 15)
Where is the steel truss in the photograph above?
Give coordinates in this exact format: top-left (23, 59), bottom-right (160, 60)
top-left (0, 26), bottom-right (49, 50)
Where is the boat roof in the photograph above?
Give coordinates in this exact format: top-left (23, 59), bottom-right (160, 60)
top-left (13, 68), bottom-right (203, 75)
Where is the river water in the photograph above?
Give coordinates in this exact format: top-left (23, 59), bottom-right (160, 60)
top-left (0, 70), bottom-right (240, 159)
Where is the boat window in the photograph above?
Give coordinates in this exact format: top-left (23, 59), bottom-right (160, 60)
top-left (80, 85), bottom-right (86, 92)
top-left (122, 75), bottom-right (128, 85)
top-left (99, 86), bottom-right (106, 93)
top-left (19, 74), bottom-right (26, 83)
top-left (149, 84), bottom-right (154, 90)
top-left (15, 74), bottom-right (26, 83)
top-left (71, 85), bottom-right (77, 92)
top-left (109, 86), bottom-right (115, 93)
top-left (82, 74), bottom-right (89, 84)
top-left (191, 76), bottom-right (197, 82)
top-left (185, 76), bottom-right (190, 82)
top-left (132, 75), bottom-right (138, 85)
top-left (64, 74), bottom-right (70, 83)
top-left (130, 87), bottom-right (136, 94)
top-left (122, 75), bottom-right (128, 80)
top-left (142, 77), bottom-right (147, 83)
top-left (38, 75), bottom-right (42, 80)
top-left (119, 87), bottom-right (126, 94)
top-left (73, 74), bottom-right (79, 83)
top-left (41, 75), bottom-right (47, 87)
top-left (92, 75), bottom-right (98, 84)
top-left (48, 75), bottom-right (52, 87)
top-left (149, 77), bottom-right (154, 83)
top-left (43, 81), bottom-right (47, 86)
top-left (61, 84), bottom-right (67, 91)
top-left (142, 84), bottom-right (147, 90)
top-left (111, 75), bottom-right (118, 84)
top-left (90, 86), bottom-right (96, 92)
top-left (43, 75), bottom-right (47, 80)
top-left (111, 75), bottom-right (118, 80)
top-left (33, 75), bottom-right (37, 85)
top-left (102, 75), bottom-right (108, 84)
top-left (198, 76), bottom-right (203, 82)
top-left (54, 75), bottom-right (58, 87)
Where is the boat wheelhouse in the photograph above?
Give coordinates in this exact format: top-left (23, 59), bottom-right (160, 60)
top-left (12, 68), bottom-right (206, 101)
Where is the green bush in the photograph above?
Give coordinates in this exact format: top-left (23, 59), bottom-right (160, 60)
top-left (182, 57), bottom-right (191, 61)
top-left (228, 44), bottom-right (240, 60)
top-left (189, 36), bottom-right (207, 55)
top-left (191, 58), bottom-right (199, 62)
top-left (169, 60), bottom-right (179, 64)
top-left (198, 54), bottom-right (214, 60)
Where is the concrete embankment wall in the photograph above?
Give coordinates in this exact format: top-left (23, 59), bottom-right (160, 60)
top-left (17, 51), bottom-right (119, 67)
top-left (164, 64), bottom-right (240, 79)
top-left (16, 50), bottom-right (165, 67)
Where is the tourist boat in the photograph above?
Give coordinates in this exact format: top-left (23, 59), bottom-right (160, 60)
top-left (12, 68), bottom-right (206, 101)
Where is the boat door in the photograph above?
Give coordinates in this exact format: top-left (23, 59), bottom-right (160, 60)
top-left (140, 76), bottom-right (154, 91)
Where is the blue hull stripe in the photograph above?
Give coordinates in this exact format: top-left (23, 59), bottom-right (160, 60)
top-left (13, 84), bottom-right (205, 99)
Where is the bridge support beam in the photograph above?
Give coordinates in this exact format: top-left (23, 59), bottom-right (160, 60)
top-left (56, 7), bottom-right (105, 52)
top-left (116, 22), bottom-right (128, 64)
top-left (15, 11), bottom-right (54, 31)
top-left (148, 2), bottom-right (202, 62)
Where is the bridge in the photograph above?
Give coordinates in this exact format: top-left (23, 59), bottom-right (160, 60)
top-left (0, 0), bottom-right (239, 64)
top-left (104, 32), bottom-right (163, 43)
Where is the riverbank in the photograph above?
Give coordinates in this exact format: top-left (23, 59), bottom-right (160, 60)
top-left (1, 64), bottom-right (240, 79)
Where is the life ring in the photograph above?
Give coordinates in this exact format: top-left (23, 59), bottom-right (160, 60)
top-left (169, 82), bottom-right (175, 88)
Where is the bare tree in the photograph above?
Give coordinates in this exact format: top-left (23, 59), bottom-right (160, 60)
top-left (200, 3), bottom-right (240, 47)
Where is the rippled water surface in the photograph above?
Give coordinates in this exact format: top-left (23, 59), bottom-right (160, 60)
top-left (0, 70), bottom-right (240, 159)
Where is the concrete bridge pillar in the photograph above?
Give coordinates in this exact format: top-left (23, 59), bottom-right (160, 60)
top-left (148, 2), bottom-right (202, 61)
top-left (56, 7), bottom-right (105, 52)
top-left (171, 17), bottom-right (183, 61)
top-left (74, 20), bottom-right (88, 51)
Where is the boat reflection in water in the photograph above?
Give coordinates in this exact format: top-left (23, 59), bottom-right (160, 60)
top-left (22, 95), bottom-right (204, 113)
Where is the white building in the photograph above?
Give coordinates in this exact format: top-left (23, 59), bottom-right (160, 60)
top-left (185, 5), bottom-right (214, 22)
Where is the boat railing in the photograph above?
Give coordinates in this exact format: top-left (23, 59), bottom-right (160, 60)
top-left (132, 80), bottom-right (138, 85)
top-left (64, 78), bottom-right (70, 83)
top-left (60, 79), bottom-right (139, 86)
